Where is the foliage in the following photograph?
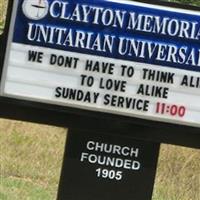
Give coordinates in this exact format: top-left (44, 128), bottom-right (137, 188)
top-left (163, 0), bottom-right (200, 6)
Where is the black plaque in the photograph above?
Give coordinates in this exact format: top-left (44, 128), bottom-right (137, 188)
top-left (57, 129), bottom-right (160, 200)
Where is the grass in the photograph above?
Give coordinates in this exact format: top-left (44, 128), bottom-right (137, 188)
top-left (0, 119), bottom-right (66, 200)
top-left (0, 0), bottom-right (7, 34)
top-left (153, 145), bottom-right (200, 200)
top-left (0, 176), bottom-right (52, 200)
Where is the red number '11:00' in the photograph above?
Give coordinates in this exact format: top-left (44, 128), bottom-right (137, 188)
top-left (156, 102), bottom-right (186, 117)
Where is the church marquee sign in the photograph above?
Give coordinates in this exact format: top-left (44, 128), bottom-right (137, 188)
top-left (2, 0), bottom-right (200, 129)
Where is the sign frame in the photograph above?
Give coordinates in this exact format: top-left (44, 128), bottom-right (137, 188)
top-left (0, 0), bottom-right (200, 149)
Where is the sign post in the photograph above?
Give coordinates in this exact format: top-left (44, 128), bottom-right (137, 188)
top-left (57, 130), bottom-right (160, 200)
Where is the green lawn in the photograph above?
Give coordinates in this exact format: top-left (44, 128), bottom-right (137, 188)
top-left (0, 120), bottom-right (66, 200)
top-left (0, 176), bottom-right (52, 200)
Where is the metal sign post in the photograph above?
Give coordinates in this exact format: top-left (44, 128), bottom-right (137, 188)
top-left (57, 130), bottom-right (160, 200)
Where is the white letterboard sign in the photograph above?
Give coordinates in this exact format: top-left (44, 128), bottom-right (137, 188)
top-left (2, 0), bottom-right (200, 127)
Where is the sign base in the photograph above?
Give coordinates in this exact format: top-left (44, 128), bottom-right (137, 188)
top-left (57, 129), bottom-right (160, 200)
